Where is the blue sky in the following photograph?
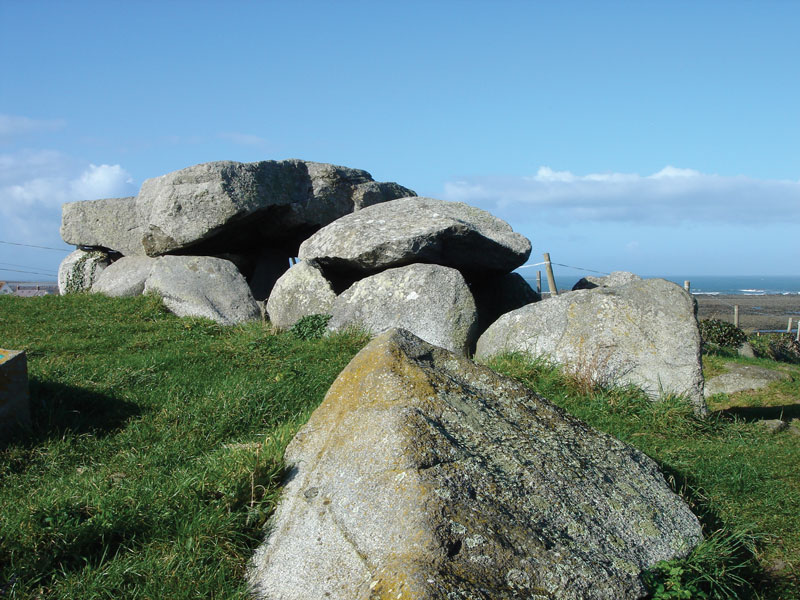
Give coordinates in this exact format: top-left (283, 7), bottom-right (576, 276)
top-left (1, 0), bottom-right (798, 282)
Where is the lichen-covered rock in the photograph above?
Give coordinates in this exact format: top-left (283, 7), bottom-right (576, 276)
top-left (136, 160), bottom-right (415, 256)
top-left (476, 278), bottom-right (707, 415)
top-left (265, 261), bottom-right (337, 329)
top-left (143, 256), bottom-right (260, 325)
top-left (60, 196), bottom-right (147, 256)
top-left (572, 271), bottom-right (642, 291)
top-left (91, 256), bottom-right (160, 297)
top-left (327, 263), bottom-right (478, 355)
top-left (298, 197), bottom-right (531, 279)
top-left (58, 249), bottom-right (111, 294)
top-left (248, 329), bottom-right (703, 600)
top-left (471, 272), bottom-right (540, 333)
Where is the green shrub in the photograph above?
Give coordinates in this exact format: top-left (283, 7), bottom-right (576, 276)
top-left (290, 314), bottom-right (332, 340)
top-left (699, 319), bottom-right (746, 349)
top-left (749, 332), bottom-right (800, 364)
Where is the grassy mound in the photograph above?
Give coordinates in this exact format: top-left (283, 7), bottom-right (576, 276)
top-left (1, 294), bottom-right (798, 598)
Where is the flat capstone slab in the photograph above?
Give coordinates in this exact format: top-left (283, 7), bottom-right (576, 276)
top-left (0, 348), bottom-right (31, 437)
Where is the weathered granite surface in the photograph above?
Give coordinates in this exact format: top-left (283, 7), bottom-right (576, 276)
top-left (144, 255), bottom-right (260, 325)
top-left (58, 249), bottom-right (111, 295)
top-left (266, 261), bottom-right (337, 329)
top-left (249, 329), bottom-right (703, 600)
top-left (298, 196), bottom-right (531, 279)
top-left (327, 263), bottom-right (479, 355)
top-left (476, 278), bottom-right (707, 415)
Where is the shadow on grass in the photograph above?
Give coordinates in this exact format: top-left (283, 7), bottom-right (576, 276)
top-left (657, 463), bottom-right (794, 598)
top-left (715, 404), bottom-right (800, 422)
top-left (1, 378), bottom-right (141, 450)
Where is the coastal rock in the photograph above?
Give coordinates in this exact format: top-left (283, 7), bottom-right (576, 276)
top-left (476, 278), bottom-right (707, 414)
top-left (327, 264), bottom-right (478, 355)
top-left (704, 363), bottom-right (790, 398)
top-left (92, 256), bottom-right (160, 297)
top-left (265, 262), bottom-right (337, 329)
top-left (298, 197), bottom-right (531, 279)
top-left (143, 255), bottom-right (260, 325)
top-left (136, 160), bottom-right (415, 256)
top-left (248, 329), bottom-right (703, 600)
top-left (60, 196), bottom-right (147, 256)
top-left (572, 271), bottom-right (642, 291)
top-left (58, 249), bottom-right (111, 294)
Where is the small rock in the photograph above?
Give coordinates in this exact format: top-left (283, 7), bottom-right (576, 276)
top-left (266, 262), bottom-right (337, 329)
top-left (58, 249), bottom-right (111, 294)
top-left (756, 419), bottom-right (788, 434)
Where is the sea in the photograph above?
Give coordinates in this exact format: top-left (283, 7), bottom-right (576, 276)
top-left (521, 274), bottom-right (800, 296)
top-left (649, 275), bottom-right (800, 296)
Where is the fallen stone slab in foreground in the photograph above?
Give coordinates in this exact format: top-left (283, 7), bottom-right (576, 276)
top-left (249, 329), bottom-right (702, 600)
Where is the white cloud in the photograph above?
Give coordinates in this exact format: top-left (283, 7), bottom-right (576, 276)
top-left (0, 114), bottom-right (66, 140)
top-left (0, 151), bottom-right (136, 248)
top-left (444, 166), bottom-right (800, 226)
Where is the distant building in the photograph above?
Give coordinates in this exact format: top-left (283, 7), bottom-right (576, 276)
top-left (2, 281), bottom-right (59, 296)
top-left (0, 281), bottom-right (13, 295)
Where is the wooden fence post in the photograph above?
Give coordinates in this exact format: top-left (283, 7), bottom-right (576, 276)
top-left (536, 271), bottom-right (542, 295)
top-left (684, 280), bottom-right (691, 292)
top-left (734, 305), bottom-right (739, 328)
top-left (788, 317), bottom-right (794, 334)
top-left (543, 253), bottom-right (558, 297)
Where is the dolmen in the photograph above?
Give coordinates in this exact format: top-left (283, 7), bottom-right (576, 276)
top-left (60, 163), bottom-right (538, 349)
top-left (59, 159), bottom-right (416, 324)
top-left (248, 329), bottom-right (703, 599)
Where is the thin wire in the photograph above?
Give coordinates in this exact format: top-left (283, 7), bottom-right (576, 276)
top-left (517, 261), bottom-right (610, 276)
top-left (0, 240), bottom-right (70, 252)
top-left (0, 261), bottom-right (56, 271)
top-left (0, 267), bottom-right (58, 277)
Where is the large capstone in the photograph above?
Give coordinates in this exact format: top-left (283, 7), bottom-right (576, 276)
top-left (327, 263), bottom-right (478, 355)
top-left (298, 196), bottom-right (531, 279)
top-left (60, 196), bottom-right (147, 256)
top-left (58, 249), bottom-right (111, 295)
top-left (143, 255), bottom-right (260, 325)
top-left (265, 261), bottom-right (337, 329)
top-left (59, 160), bottom-right (414, 257)
top-left (476, 278), bottom-right (707, 415)
top-left (137, 160), bottom-right (414, 256)
top-left (248, 329), bottom-right (703, 600)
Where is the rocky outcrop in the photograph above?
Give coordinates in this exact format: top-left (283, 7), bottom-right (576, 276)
top-left (57, 249), bottom-right (111, 295)
top-left (143, 256), bottom-right (260, 325)
top-left (704, 363), bottom-right (790, 397)
top-left (92, 256), bottom-right (160, 297)
top-left (265, 262), bottom-right (337, 329)
top-left (298, 197), bottom-right (532, 279)
top-left (572, 271), bottom-right (642, 291)
top-left (327, 264), bottom-right (479, 355)
top-left (249, 329), bottom-right (703, 600)
top-left (476, 278), bottom-right (707, 414)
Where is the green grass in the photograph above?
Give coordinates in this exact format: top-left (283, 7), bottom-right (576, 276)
top-left (2, 294), bottom-right (798, 598)
top-left (0, 294), bottom-right (369, 598)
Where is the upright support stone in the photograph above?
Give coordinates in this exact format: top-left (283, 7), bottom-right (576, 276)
top-left (0, 349), bottom-right (30, 438)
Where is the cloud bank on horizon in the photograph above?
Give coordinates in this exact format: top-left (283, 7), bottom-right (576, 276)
top-left (444, 166), bottom-right (800, 227)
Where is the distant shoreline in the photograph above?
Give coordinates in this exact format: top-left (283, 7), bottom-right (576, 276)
top-left (694, 293), bottom-right (800, 332)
